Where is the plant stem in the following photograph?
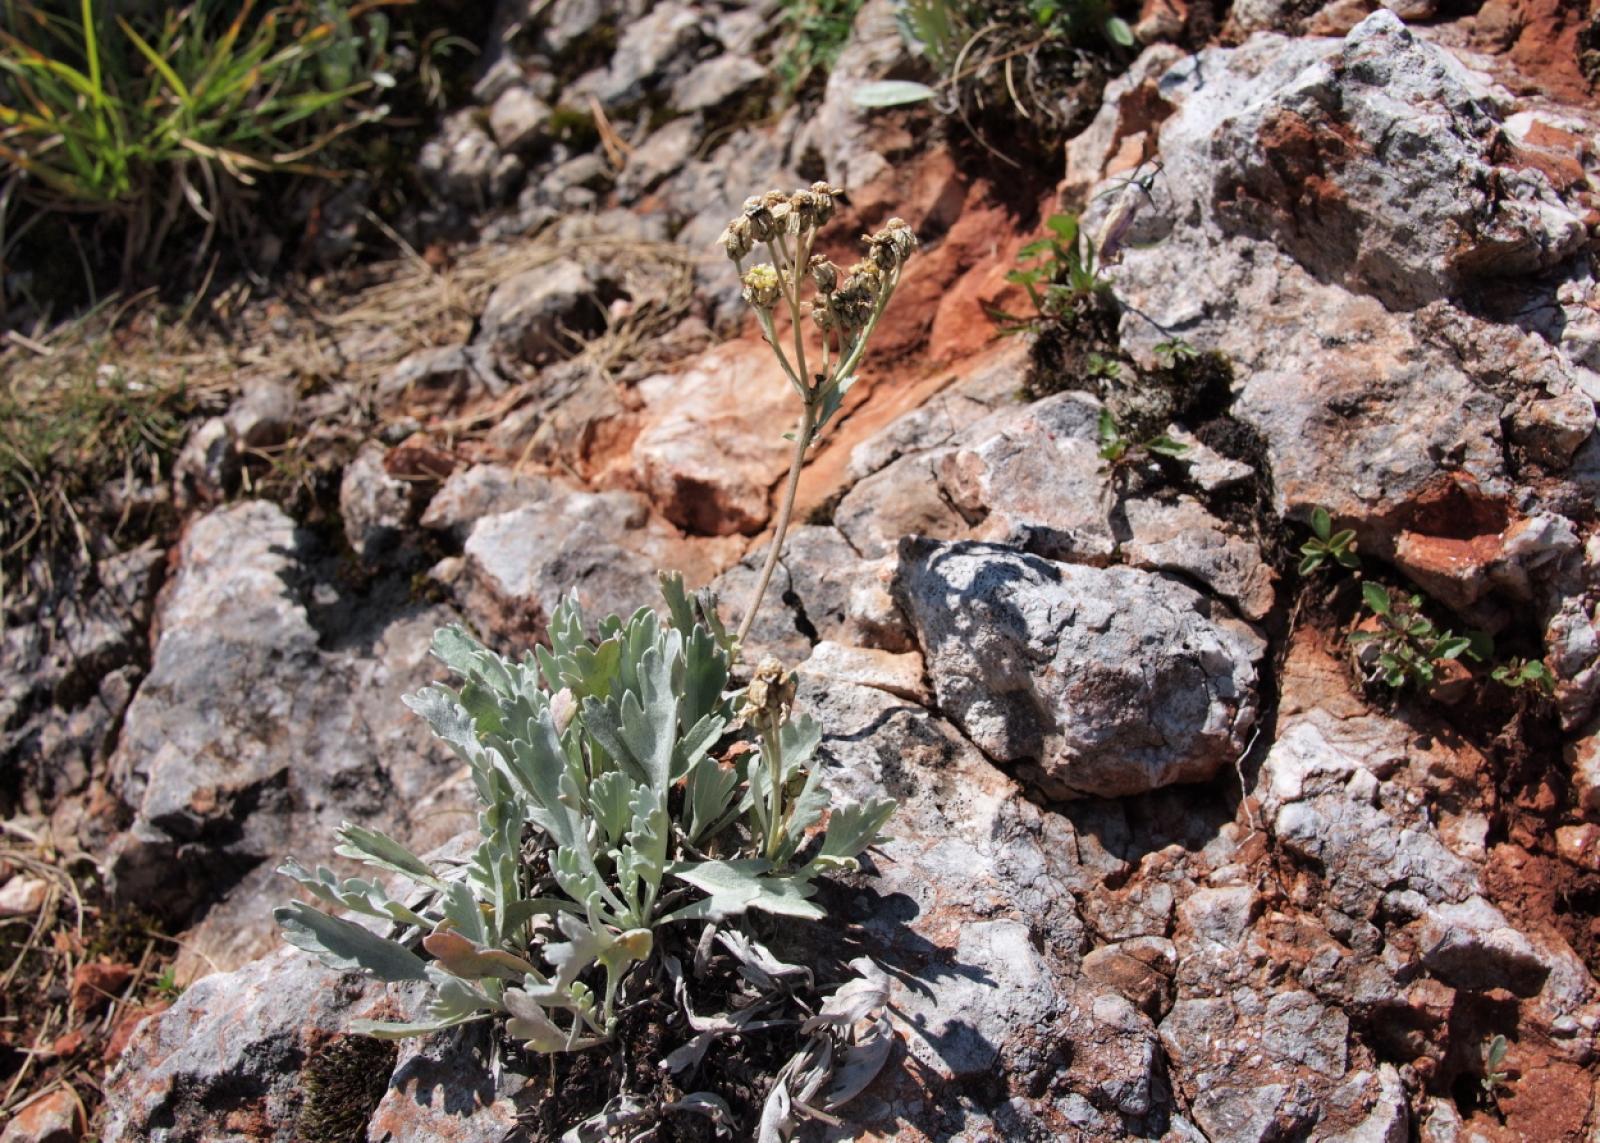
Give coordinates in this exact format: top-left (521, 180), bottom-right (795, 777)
top-left (736, 399), bottom-right (817, 651)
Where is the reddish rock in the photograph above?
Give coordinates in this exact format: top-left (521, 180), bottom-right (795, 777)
top-left (69, 961), bottom-right (135, 1016)
top-left (630, 340), bottom-right (794, 536)
top-left (102, 1000), bottom-right (172, 1064)
top-left (0, 1088), bottom-right (82, 1143)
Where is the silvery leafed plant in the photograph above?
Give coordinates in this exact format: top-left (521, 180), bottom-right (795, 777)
top-left (274, 187), bottom-right (916, 1138)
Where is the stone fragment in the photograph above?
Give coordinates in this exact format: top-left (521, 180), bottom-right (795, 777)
top-left (105, 501), bottom-right (464, 940)
top-left (1210, 13), bottom-right (1585, 309)
top-left (100, 949), bottom-right (394, 1142)
top-left (172, 416), bottom-right (237, 507)
top-left (420, 463), bottom-right (552, 541)
top-left (799, 641), bottom-right (928, 704)
top-left (419, 110), bottom-right (523, 208)
top-left (487, 86), bottom-right (550, 153)
top-left (1510, 388), bottom-right (1596, 468)
top-left (339, 441), bottom-right (417, 566)
top-left (592, 3), bottom-right (704, 109)
top-left (1570, 732), bottom-right (1600, 817)
top-left (376, 345), bottom-right (499, 419)
top-left (0, 876), bottom-right (47, 917)
top-left (476, 259), bottom-right (604, 366)
top-left (631, 341), bottom-right (795, 536)
top-left (897, 538), bottom-right (1265, 799)
top-left (0, 1088), bottom-right (81, 1143)
top-left (1121, 496), bottom-right (1277, 620)
top-left (1415, 896), bottom-right (1550, 996)
top-left (670, 54), bottom-right (765, 113)
top-left (225, 378), bottom-right (295, 450)
top-left (454, 482), bottom-right (719, 647)
top-left (937, 391), bottom-right (1115, 563)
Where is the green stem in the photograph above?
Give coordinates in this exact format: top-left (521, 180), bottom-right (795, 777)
top-left (736, 398), bottom-right (817, 651)
top-left (762, 718), bottom-right (785, 862)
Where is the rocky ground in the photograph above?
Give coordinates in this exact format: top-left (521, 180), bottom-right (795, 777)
top-left (6, 0), bottom-right (1600, 1139)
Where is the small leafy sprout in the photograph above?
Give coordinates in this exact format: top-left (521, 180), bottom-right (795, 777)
top-left (1481, 1034), bottom-right (1511, 1101)
top-left (1491, 657), bottom-right (1556, 696)
top-left (1086, 352), bottom-right (1122, 380)
top-left (152, 964), bottom-right (183, 999)
top-left (1299, 507), bottom-right (1359, 576)
top-left (1097, 409), bottom-right (1188, 466)
top-left (1153, 337), bottom-right (1199, 365)
top-left (991, 212), bottom-right (1108, 334)
top-left (1349, 583), bottom-right (1480, 689)
top-left (720, 186), bottom-right (914, 648)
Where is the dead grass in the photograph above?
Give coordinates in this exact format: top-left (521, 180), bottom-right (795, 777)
top-left (0, 232), bottom-right (704, 612)
top-left (0, 819), bottom-right (177, 1134)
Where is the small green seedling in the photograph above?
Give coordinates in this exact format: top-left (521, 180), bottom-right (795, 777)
top-left (152, 964), bottom-right (184, 999)
top-left (1153, 337), bottom-right (1199, 365)
top-left (990, 213), bottom-right (1110, 334)
top-left (1481, 1034), bottom-right (1510, 1102)
top-left (1097, 409), bottom-right (1188, 465)
top-left (1349, 583), bottom-right (1480, 689)
top-left (1086, 352), bottom-right (1122, 380)
top-left (1299, 507), bottom-right (1359, 575)
top-left (1491, 657), bottom-right (1556, 696)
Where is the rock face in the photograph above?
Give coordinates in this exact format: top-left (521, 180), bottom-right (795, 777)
top-left (630, 340), bottom-right (796, 536)
top-left (105, 502), bottom-right (469, 968)
top-left (74, 4), bottom-right (1600, 1142)
top-left (898, 538), bottom-right (1266, 799)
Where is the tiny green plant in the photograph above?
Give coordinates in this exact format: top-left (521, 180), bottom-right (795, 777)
top-left (774, 0), bottom-right (867, 98)
top-left (989, 212), bottom-right (1109, 334)
top-left (1298, 507), bottom-right (1359, 576)
top-left (1349, 583), bottom-right (1480, 689)
top-left (1097, 408), bottom-right (1187, 465)
top-left (1153, 336), bottom-right (1199, 365)
top-left (1481, 1033), bottom-right (1510, 1102)
top-left (152, 963), bottom-right (183, 999)
top-left (1491, 656), bottom-right (1555, 696)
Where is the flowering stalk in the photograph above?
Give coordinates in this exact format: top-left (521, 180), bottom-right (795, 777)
top-left (718, 186), bottom-right (916, 650)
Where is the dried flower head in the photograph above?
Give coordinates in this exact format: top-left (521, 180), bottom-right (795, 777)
top-left (744, 656), bottom-right (797, 724)
top-left (741, 263), bottom-right (784, 310)
top-left (742, 195), bottom-right (778, 243)
top-left (864, 217), bottom-right (918, 273)
top-left (809, 181), bottom-right (844, 224)
top-left (718, 215), bottom-right (753, 262)
top-left (808, 254), bottom-right (839, 294)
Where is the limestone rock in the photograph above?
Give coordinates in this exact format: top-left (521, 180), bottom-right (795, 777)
top-left (487, 86), bottom-right (550, 153)
top-left (376, 345), bottom-right (500, 421)
top-left (897, 538), bottom-right (1265, 799)
top-left (630, 341), bottom-right (795, 536)
top-left (340, 441), bottom-right (418, 566)
top-left (105, 502), bottom-right (465, 937)
top-left (419, 110), bottom-right (523, 209)
top-left (670, 54), bottom-right (765, 113)
top-left (476, 258), bottom-right (604, 367)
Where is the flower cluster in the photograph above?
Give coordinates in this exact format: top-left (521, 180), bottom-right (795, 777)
top-left (719, 187), bottom-right (916, 404)
top-left (718, 186), bottom-right (916, 649)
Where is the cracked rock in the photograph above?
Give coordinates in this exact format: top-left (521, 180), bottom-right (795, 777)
top-left (897, 538), bottom-right (1265, 799)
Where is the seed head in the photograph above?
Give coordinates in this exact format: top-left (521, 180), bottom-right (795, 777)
top-left (718, 216), bottom-right (753, 262)
top-left (741, 263), bottom-right (784, 310)
top-left (743, 195), bottom-right (778, 243)
top-left (864, 217), bottom-right (918, 273)
top-left (808, 254), bottom-right (839, 294)
top-left (744, 656), bottom-right (797, 723)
